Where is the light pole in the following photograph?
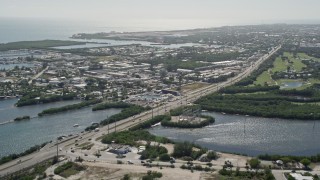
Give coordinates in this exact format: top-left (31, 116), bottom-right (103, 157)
top-left (56, 139), bottom-right (59, 158)
top-left (107, 116), bottom-right (110, 135)
top-left (152, 104), bottom-right (154, 119)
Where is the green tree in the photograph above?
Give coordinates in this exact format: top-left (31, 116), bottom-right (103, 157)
top-left (160, 69), bottom-right (168, 80)
top-left (280, 157), bottom-right (291, 166)
top-left (122, 174), bottom-right (130, 180)
top-left (172, 142), bottom-right (193, 158)
top-left (159, 153), bottom-right (171, 162)
top-left (207, 151), bottom-right (218, 160)
top-left (300, 158), bottom-right (311, 168)
top-left (249, 158), bottom-right (261, 169)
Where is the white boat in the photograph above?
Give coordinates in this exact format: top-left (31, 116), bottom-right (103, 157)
top-left (73, 124), bottom-right (79, 127)
top-left (151, 122), bottom-right (161, 128)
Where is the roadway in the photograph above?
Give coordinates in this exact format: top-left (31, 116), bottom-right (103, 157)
top-left (0, 45), bottom-right (281, 177)
top-left (28, 66), bottom-right (49, 84)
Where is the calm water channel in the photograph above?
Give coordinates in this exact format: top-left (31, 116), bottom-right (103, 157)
top-left (0, 99), bottom-right (121, 157)
top-left (149, 112), bottom-right (320, 156)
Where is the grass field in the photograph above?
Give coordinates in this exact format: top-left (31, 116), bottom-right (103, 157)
top-left (254, 52), bottom-right (316, 89)
top-left (283, 52), bottom-right (306, 72)
top-left (271, 57), bottom-right (287, 73)
top-left (180, 82), bottom-right (209, 92)
top-left (255, 71), bottom-right (275, 85)
top-left (271, 52), bottom-right (306, 73)
top-left (297, 53), bottom-right (320, 61)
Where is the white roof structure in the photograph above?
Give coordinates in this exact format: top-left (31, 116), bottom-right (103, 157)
top-left (290, 173), bottom-right (313, 180)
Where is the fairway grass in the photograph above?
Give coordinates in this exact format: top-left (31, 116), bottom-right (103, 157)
top-left (271, 57), bottom-right (287, 73)
top-left (255, 71), bottom-right (275, 85)
top-left (254, 52), bottom-right (319, 89)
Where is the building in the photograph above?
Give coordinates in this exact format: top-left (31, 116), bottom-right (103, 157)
top-left (289, 173), bottom-right (313, 180)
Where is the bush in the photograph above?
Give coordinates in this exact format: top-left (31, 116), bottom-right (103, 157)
top-left (249, 158), bottom-right (261, 169)
top-left (142, 171), bottom-right (162, 180)
top-left (204, 167), bottom-right (211, 172)
top-left (172, 142), bottom-right (193, 158)
top-left (207, 151), bottom-right (218, 160)
top-left (219, 168), bottom-right (232, 176)
top-left (54, 162), bottom-right (72, 175)
top-left (194, 165), bottom-right (203, 171)
top-left (117, 160), bottom-right (123, 164)
top-left (181, 156), bottom-right (194, 161)
top-left (181, 164), bottom-right (188, 169)
top-left (159, 153), bottom-right (171, 162)
top-left (122, 174), bottom-right (130, 180)
top-left (140, 146), bottom-right (168, 160)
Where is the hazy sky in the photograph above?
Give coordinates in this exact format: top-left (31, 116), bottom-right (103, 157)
top-left (1, 0), bottom-right (320, 29)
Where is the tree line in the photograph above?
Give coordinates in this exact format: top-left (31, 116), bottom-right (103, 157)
top-left (161, 115), bottom-right (215, 129)
top-left (198, 94), bottom-right (320, 120)
top-left (0, 142), bottom-right (47, 165)
top-left (16, 92), bottom-right (77, 107)
top-left (92, 101), bottom-right (132, 111)
top-left (38, 99), bottom-right (102, 116)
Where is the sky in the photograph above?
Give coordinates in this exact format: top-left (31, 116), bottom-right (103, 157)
top-left (1, 0), bottom-right (320, 29)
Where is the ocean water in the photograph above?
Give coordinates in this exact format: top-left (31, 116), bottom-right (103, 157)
top-left (0, 17), bottom-right (145, 43)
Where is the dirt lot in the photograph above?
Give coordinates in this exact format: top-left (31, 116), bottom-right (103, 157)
top-left (68, 162), bottom-right (217, 180)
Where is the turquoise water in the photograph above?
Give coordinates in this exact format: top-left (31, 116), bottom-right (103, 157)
top-left (0, 99), bottom-right (121, 157)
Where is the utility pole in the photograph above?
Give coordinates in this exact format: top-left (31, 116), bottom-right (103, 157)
top-left (56, 140), bottom-right (59, 158)
top-left (115, 121), bottom-right (117, 133)
top-left (107, 116), bottom-right (109, 134)
top-left (152, 107), bottom-right (154, 119)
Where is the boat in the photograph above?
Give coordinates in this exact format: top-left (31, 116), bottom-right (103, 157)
top-left (151, 122), bottom-right (161, 128)
top-left (73, 124), bottom-right (79, 127)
